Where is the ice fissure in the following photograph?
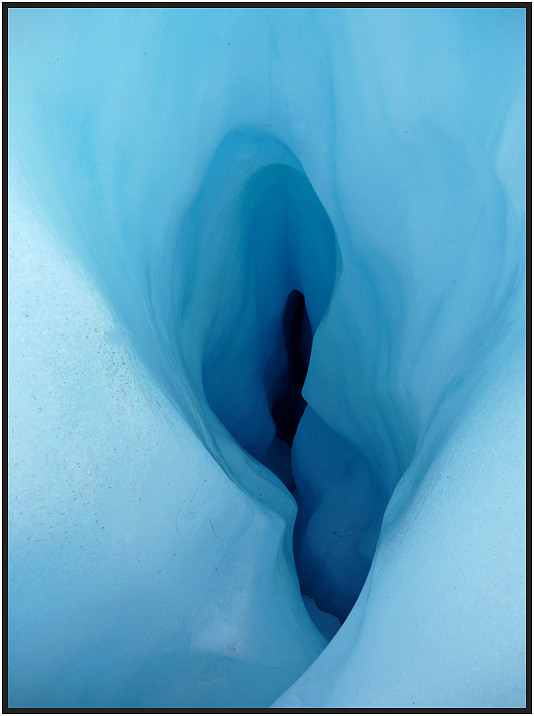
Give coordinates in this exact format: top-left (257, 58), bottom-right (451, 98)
top-left (176, 131), bottom-right (396, 623)
top-left (270, 289), bottom-right (310, 450)
top-left (8, 7), bottom-right (526, 710)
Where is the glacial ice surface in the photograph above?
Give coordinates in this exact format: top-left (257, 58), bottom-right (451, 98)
top-left (8, 7), bottom-right (526, 708)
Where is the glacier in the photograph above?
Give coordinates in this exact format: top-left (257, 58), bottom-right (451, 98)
top-left (8, 7), bottom-right (526, 709)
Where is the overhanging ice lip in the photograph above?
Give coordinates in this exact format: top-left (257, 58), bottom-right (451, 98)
top-left (8, 7), bottom-right (526, 709)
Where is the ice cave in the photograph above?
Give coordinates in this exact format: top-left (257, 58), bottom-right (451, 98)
top-left (8, 7), bottom-right (526, 709)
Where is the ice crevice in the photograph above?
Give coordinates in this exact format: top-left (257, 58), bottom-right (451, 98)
top-left (176, 129), bottom-right (398, 625)
top-left (8, 8), bottom-right (526, 709)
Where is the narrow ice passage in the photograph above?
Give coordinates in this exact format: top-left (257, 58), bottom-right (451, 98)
top-left (8, 7), bottom-right (526, 709)
top-left (178, 133), bottom-right (391, 623)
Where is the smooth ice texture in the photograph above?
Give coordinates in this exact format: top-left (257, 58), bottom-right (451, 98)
top-left (8, 7), bottom-right (526, 709)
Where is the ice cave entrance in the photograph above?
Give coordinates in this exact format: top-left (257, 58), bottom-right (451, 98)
top-left (183, 132), bottom-right (388, 627)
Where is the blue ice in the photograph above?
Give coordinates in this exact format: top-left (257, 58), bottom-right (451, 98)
top-left (8, 7), bottom-right (526, 709)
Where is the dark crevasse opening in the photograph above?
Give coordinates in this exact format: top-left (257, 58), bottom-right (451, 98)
top-left (263, 290), bottom-right (312, 495)
top-left (270, 290), bottom-right (311, 449)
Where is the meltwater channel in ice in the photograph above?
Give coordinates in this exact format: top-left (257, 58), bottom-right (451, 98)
top-left (8, 7), bottom-right (526, 709)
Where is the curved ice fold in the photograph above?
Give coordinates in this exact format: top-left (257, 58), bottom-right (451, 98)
top-left (176, 130), bottom-right (338, 467)
top-left (8, 6), bottom-right (526, 709)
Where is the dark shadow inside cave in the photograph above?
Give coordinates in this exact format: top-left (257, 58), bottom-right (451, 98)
top-left (271, 290), bottom-right (312, 448)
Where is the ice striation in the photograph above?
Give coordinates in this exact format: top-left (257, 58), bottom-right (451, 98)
top-left (8, 7), bottom-right (526, 709)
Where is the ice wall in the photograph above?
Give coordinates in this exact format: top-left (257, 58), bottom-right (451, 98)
top-left (8, 7), bottom-right (526, 708)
